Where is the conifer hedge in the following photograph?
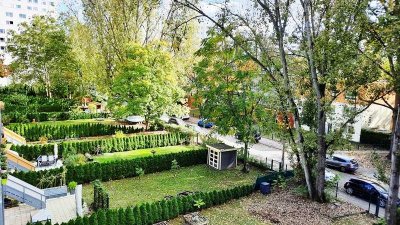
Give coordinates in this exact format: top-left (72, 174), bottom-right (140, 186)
top-left (93, 180), bottom-right (110, 211)
top-left (27, 184), bottom-right (255, 225)
top-left (6, 123), bottom-right (160, 141)
top-left (12, 149), bottom-right (207, 187)
top-left (12, 132), bottom-right (190, 160)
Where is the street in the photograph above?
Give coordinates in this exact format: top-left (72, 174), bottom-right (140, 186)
top-left (185, 118), bottom-right (387, 218)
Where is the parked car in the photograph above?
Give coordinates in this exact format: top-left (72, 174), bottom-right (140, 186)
top-left (235, 131), bottom-right (262, 143)
top-left (168, 117), bottom-right (185, 126)
top-left (326, 155), bottom-right (358, 172)
top-left (171, 114), bottom-right (190, 120)
top-left (344, 178), bottom-right (400, 207)
top-left (198, 119), bottom-right (214, 128)
top-left (325, 169), bottom-right (336, 182)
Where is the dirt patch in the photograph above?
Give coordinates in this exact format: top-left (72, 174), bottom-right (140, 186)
top-left (247, 189), bottom-right (375, 225)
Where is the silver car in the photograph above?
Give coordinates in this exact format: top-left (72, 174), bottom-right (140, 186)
top-left (326, 155), bottom-right (358, 173)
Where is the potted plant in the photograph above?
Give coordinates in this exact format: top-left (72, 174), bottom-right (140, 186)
top-left (68, 181), bottom-right (78, 194)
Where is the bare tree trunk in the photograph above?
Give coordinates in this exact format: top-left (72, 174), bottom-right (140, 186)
top-left (303, 0), bottom-right (326, 202)
top-left (386, 103), bottom-right (400, 225)
top-left (242, 141), bottom-right (249, 173)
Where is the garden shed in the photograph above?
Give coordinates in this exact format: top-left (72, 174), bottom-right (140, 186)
top-left (206, 143), bottom-right (237, 170)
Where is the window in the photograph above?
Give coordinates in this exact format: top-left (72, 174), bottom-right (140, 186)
top-left (19, 14), bottom-right (27, 19)
top-left (42, 1), bottom-right (46, 5)
top-left (27, 6), bottom-right (32, 10)
top-left (0, 46), bottom-right (5, 50)
top-left (50, 2), bottom-right (55, 6)
top-left (0, 38), bottom-right (4, 42)
top-left (346, 125), bottom-right (355, 135)
top-left (34, 0), bottom-right (38, 3)
top-left (6, 12), bottom-right (13, 17)
top-left (6, 21), bottom-right (14, 25)
top-left (16, 4), bottom-right (21, 8)
top-left (0, 29), bottom-right (5, 34)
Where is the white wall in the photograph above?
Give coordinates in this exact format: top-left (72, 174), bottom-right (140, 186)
top-left (326, 102), bottom-right (363, 143)
top-left (0, 0), bottom-right (59, 64)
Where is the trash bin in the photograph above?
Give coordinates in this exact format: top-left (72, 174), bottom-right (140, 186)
top-left (260, 182), bottom-right (271, 195)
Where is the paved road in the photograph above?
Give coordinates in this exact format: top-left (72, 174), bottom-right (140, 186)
top-left (185, 118), bottom-right (387, 217)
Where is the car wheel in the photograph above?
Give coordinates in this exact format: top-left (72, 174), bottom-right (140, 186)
top-left (379, 199), bottom-right (386, 208)
top-left (345, 187), bottom-right (353, 195)
top-left (340, 166), bottom-right (346, 172)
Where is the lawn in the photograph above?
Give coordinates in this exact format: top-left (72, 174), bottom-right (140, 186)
top-left (82, 164), bottom-right (262, 208)
top-left (94, 145), bottom-right (202, 163)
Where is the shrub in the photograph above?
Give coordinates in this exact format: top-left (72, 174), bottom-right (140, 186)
top-left (13, 149), bottom-right (207, 187)
top-left (93, 180), bottom-right (109, 211)
top-left (64, 154), bottom-right (87, 167)
top-left (360, 129), bottom-right (390, 149)
top-left (68, 181), bottom-right (77, 191)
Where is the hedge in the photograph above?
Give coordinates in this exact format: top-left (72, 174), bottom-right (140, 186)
top-left (93, 180), bottom-right (110, 211)
top-left (12, 132), bottom-right (190, 160)
top-left (5, 112), bottom-right (110, 124)
top-left (360, 129), bottom-right (391, 149)
top-left (28, 183), bottom-right (254, 225)
top-left (6, 123), bottom-right (154, 141)
top-left (12, 149), bottom-right (207, 187)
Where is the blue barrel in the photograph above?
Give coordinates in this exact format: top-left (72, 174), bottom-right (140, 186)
top-left (260, 182), bottom-right (271, 195)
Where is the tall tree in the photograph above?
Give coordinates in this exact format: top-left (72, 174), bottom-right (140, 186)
top-left (109, 43), bottom-right (186, 128)
top-left (194, 29), bottom-right (271, 172)
top-left (7, 16), bottom-right (79, 98)
top-left (175, 0), bottom-right (384, 201)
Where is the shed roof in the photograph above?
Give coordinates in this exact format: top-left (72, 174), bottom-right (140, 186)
top-left (207, 143), bottom-right (237, 152)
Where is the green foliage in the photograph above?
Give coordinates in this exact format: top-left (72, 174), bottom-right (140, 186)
top-left (64, 154), bottom-right (87, 167)
top-left (109, 43), bottom-right (186, 125)
top-left (171, 159), bottom-right (180, 170)
top-left (92, 180), bottom-right (109, 211)
top-left (194, 29), bottom-right (271, 172)
top-left (360, 129), bottom-right (391, 149)
top-left (68, 181), bottom-right (78, 191)
top-left (272, 175), bottom-right (288, 189)
top-left (7, 122), bottom-right (147, 142)
top-left (12, 132), bottom-right (187, 161)
top-left (371, 152), bottom-right (389, 183)
top-left (0, 144), bottom-right (8, 180)
top-left (135, 167), bottom-right (144, 178)
top-left (193, 198), bottom-right (205, 210)
top-left (13, 149), bottom-right (207, 187)
top-left (7, 16), bottom-right (80, 98)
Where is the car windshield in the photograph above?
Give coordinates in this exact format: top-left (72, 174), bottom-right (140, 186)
top-left (350, 159), bottom-right (357, 164)
top-left (372, 183), bottom-right (387, 193)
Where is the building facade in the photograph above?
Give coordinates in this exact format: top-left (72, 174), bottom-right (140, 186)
top-left (0, 0), bottom-right (58, 65)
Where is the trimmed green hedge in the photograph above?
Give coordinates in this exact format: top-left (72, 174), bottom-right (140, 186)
top-left (5, 112), bottom-right (109, 124)
top-left (28, 183), bottom-right (254, 225)
top-left (360, 129), bottom-right (391, 149)
top-left (12, 133), bottom-right (189, 160)
top-left (12, 149), bottom-right (207, 187)
top-left (7, 123), bottom-right (150, 141)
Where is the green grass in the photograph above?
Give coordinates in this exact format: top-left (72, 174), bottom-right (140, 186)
top-left (94, 145), bottom-right (202, 163)
top-left (82, 164), bottom-right (262, 208)
top-left (170, 194), bottom-right (267, 225)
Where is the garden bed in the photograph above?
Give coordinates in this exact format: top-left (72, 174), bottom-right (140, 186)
top-left (169, 191), bottom-right (377, 225)
top-left (94, 145), bottom-right (202, 163)
top-left (82, 164), bottom-right (262, 208)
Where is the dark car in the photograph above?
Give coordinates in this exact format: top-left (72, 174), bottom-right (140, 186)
top-left (326, 155), bottom-right (358, 172)
top-left (344, 178), bottom-right (399, 207)
top-left (235, 131), bottom-right (262, 143)
top-left (168, 117), bottom-right (185, 126)
top-left (198, 119), bottom-right (214, 128)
